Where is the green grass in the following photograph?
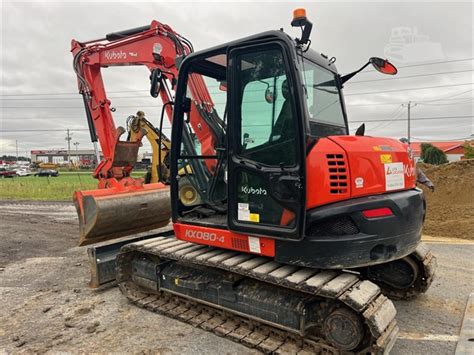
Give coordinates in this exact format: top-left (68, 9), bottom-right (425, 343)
top-left (0, 171), bottom-right (148, 201)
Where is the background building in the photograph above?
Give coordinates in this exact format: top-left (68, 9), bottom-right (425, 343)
top-left (30, 149), bottom-right (103, 166)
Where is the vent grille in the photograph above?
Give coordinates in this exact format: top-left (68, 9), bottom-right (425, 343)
top-left (307, 216), bottom-right (359, 236)
top-left (231, 237), bottom-right (249, 251)
top-left (327, 154), bottom-right (348, 194)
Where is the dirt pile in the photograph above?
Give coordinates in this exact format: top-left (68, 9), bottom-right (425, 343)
top-left (418, 159), bottom-right (474, 239)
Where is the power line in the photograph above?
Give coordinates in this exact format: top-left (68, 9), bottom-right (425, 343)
top-left (417, 99), bottom-right (473, 106)
top-left (1, 105), bottom-right (163, 109)
top-left (1, 69), bottom-right (471, 101)
top-left (337, 88), bottom-right (474, 107)
top-left (2, 115), bottom-right (472, 133)
top-left (0, 90), bottom-right (149, 97)
top-left (349, 69), bottom-right (473, 84)
top-left (350, 115), bottom-right (473, 123)
top-left (2, 58), bottom-right (473, 98)
top-left (415, 88), bottom-right (474, 103)
top-left (411, 136), bottom-right (473, 142)
top-left (0, 95), bottom-right (158, 101)
top-left (0, 129), bottom-right (89, 132)
top-left (3, 83), bottom-right (472, 108)
top-left (345, 82), bottom-right (473, 96)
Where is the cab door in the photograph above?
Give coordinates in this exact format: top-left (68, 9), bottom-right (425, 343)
top-left (227, 42), bottom-right (306, 240)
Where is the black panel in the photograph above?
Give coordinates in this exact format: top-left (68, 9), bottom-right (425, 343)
top-left (276, 189), bottom-right (425, 269)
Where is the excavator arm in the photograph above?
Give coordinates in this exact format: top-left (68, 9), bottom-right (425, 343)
top-left (71, 20), bottom-right (221, 245)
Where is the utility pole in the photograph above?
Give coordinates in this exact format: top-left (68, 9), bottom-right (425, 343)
top-left (65, 129), bottom-right (72, 167)
top-left (73, 142), bottom-right (80, 166)
top-left (15, 140), bottom-right (18, 161)
top-left (402, 101), bottom-right (416, 144)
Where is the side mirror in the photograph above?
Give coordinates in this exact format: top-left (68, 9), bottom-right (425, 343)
top-left (265, 87), bottom-right (277, 104)
top-left (370, 57), bottom-right (398, 75)
top-left (150, 69), bottom-right (162, 98)
top-left (340, 57), bottom-right (398, 85)
top-left (219, 81), bottom-right (227, 91)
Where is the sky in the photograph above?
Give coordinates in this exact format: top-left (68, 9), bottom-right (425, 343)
top-left (0, 0), bottom-right (473, 157)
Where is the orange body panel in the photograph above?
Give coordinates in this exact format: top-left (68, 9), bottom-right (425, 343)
top-left (330, 136), bottom-right (416, 199)
top-left (174, 223), bottom-right (276, 257)
top-left (306, 138), bottom-right (351, 209)
top-left (306, 136), bottom-right (416, 210)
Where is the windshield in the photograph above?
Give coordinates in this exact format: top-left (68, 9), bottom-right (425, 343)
top-left (302, 60), bottom-right (346, 127)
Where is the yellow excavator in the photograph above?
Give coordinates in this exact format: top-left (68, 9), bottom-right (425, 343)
top-left (127, 111), bottom-right (201, 207)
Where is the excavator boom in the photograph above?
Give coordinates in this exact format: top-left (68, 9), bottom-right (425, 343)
top-left (71, 21), bottom-right (220, 244)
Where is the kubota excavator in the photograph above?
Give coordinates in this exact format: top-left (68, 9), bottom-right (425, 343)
top-left (71, 9), bottom-right (437, 354)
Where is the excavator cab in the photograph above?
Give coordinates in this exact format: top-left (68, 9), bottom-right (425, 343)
top-left (171, 32), bottom-right (311, 243)
top-left (171, 27), bottom-right (425, 272)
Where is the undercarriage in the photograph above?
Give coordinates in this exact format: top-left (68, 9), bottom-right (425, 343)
top-left (116, 236), bottom-right (436, 354)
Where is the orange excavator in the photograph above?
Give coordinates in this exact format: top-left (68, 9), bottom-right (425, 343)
top-left (71, 9), bottom-right (436, 353)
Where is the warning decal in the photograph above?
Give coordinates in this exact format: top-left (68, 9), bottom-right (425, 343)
top-left (237, 203), bottom-right (260, 223)
top-left (385, 162), bottom-right (405, 191)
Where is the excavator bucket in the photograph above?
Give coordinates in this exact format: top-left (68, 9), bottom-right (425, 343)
top-left (74, 183), bottom-right (171, 246)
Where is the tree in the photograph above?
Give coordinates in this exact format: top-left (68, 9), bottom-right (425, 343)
top-left (462, 141), bottom-right (474, 159)
top-left (420, 143), bottom-right (448, 165)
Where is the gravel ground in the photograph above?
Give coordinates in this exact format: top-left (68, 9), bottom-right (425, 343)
top-left (0, 201), bottom-right (472, 354)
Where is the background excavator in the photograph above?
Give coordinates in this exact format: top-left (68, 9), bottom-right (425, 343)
top-left (126, 110), bottom-right (172, 184)
top-left (71, 9), bottom-right (437, 354)
top-left (126, 111), bottom-right (200, 206)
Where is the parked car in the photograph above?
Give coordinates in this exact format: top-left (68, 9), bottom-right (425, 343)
top-left (15, 168), bottom-right (32, 177)
top-left (0, 167), bottom-right (17, 178)
top-left (34, 169), bottom-right (59, 177)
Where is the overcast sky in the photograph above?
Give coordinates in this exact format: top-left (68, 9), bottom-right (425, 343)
top-left (1, 0), bottom-right (473, 157)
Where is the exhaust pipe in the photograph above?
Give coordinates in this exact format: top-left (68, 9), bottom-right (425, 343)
top-left (74, 183), bottom-right (171, 246)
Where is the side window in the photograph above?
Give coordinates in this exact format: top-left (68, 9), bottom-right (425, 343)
top-left (237, 48), bottom-right (297, 167)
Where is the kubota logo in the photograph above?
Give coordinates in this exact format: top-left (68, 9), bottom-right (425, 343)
top-left (241, 185), bottom-right (267, 195)
top-left (184, 229), bottom-right (225, 243)
top-left (104, 50), bottom-right (127, 60)
top-left (404, 164), bottom-right (415, 177)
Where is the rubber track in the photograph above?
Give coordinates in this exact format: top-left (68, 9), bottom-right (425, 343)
top-left (116, 237), bottom-right (399, 354)
top-left (382, 243), bottom-right (437, 300)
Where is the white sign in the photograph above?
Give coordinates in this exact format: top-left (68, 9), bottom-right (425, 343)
top-left (248, 236), bottom-right (261, 254)
top-left (237, 203), bottom-right (249, 221)
top-left (385, 162), bottom-right (405, 191)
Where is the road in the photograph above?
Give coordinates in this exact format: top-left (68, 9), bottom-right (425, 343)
top-left (0, 201), bottom-right (472, 354)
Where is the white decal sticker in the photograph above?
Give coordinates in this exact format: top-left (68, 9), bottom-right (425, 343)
top-left (238, 203), bottom-right (249, 210)
top-left (238, 209), bottom-right (249, 221)
top-left (355, 177), bottom-right (364, 188)
top-left (248, 236), bottom-right (261, 254)
top-left (385, 162), bottom-right (405, 191)
top-left (237, 203), bottom-right (249, 221)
